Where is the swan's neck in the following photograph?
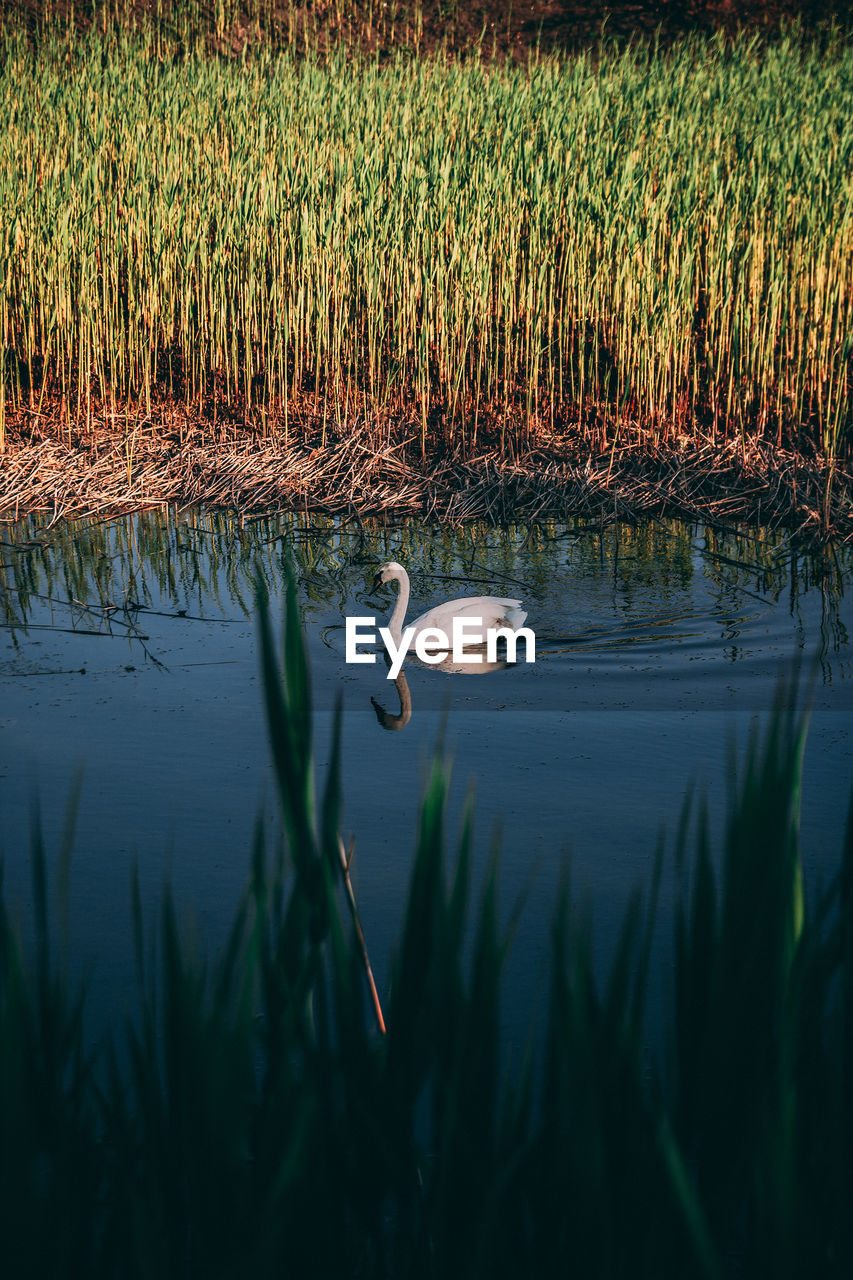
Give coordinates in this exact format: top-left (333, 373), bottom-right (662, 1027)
top-left (388, 568), bottom-right (410, 640)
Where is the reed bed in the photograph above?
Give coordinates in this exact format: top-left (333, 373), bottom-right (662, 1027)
top-left (1, 578), bottom-right (852, 1277)
top-left (2, 410), bottom-right (851, 538)
top-left (1, 21), bottom-right (851, 470)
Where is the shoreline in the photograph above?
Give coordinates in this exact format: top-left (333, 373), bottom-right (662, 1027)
top-left (2, 413), bottom-right (849, 541)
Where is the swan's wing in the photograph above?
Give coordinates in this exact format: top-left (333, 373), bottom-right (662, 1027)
top-left (411, 596), bottom-right (526, 637)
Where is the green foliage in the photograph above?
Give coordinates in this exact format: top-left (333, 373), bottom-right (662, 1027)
top-left (1, 576), bottom-right (852, 1276)
top-left (1, 23), bottom-right (851, 454)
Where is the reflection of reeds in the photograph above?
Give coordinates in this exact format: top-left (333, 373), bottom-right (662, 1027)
top-left (1, 579), bottom-right (852, 1275)
top-left (1, 24), bottom-right (851, 470)
top-left (3, 509), bottom-right (851, 679)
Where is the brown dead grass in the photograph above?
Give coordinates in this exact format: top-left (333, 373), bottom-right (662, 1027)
top-left (2, 400), bottom-right (850, 541)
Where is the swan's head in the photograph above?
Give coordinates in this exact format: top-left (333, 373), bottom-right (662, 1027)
top-left (372, 560), bottom-right (406, 592)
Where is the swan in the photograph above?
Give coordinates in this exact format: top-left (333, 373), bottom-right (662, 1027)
top-left (371, 560), bottom-right (528, 653)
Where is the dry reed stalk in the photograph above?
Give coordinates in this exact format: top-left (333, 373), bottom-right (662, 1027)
top-left (1, 409), bottom-right (850, 540)
top-left (338, 836), bottom-right (386, 1036)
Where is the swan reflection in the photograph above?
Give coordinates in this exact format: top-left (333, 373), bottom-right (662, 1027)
top-left (420, 651), bottom-right (514, 675)
top-left (371, 673), bottom-right (412, 731)
top-left (370, 651), bottom-right (515, 731)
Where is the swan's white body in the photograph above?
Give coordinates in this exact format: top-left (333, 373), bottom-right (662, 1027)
top-left (372, 561), bottom-right (527, 646)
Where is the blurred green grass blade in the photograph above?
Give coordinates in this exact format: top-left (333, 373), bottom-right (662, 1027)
top-left (256, 571), bottom-right (318, 879)
top-left (658, 1115), bottom-right (724, 1280)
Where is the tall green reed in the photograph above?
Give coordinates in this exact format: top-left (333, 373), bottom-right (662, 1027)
top-left (1, 22), bottom-right (850, 455)
top-left (1, 576), bottom-right (852, 1275)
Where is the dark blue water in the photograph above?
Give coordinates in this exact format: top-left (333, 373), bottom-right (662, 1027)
top-left (1, 511), bottom-right (851, 1048)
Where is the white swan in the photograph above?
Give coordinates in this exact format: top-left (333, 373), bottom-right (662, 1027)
top-left (371, 560), bottom-right (527, 649)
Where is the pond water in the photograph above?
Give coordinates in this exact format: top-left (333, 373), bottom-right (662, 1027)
top-left (1, 510), bottom-right (852, 1051)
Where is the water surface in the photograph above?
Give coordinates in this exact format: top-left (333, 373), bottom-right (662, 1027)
top-left (1, 511), bottom-right (851, 1045)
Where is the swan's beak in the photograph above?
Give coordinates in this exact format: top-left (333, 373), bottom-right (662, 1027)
top-left (371, 571), bottom-right (384, 592)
